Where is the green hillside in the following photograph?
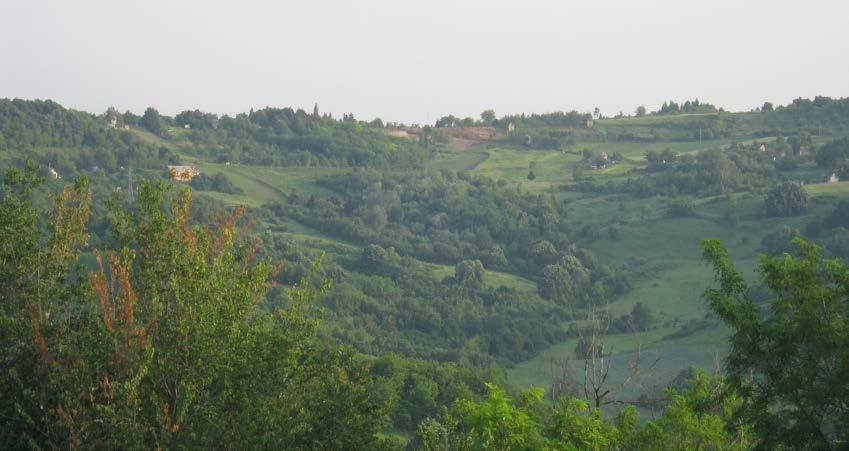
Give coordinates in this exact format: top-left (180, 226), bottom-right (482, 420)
top-left (5, 96), bottom-right (849, 447)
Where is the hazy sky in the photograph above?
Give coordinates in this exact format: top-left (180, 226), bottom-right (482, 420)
top-left (2, 0), bottom-right (848, 124)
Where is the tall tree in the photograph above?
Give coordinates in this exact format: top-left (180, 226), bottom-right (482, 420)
top-left (764, 180), bottom-right (807, 217)
top-left (140, 107), bottom-right (164, 134)
top-left (480, 109), bottom-right (496, 124)
top-left (0, 171), bottom-right (387, 449)
top-left (702, 238), bottom-right (849, 449)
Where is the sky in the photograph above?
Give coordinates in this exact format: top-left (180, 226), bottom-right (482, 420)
top-left (1, 0), bottom-right (848, 124)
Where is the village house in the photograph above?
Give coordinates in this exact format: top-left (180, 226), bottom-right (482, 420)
top-left (586, 118), bottom-right (594, 128)
top-left (829, 173), bottom-right (840, 183)
top-left (167, 165), bottom-right (199, 182)
top-left (758, 143), bottom-right (766, 152)
top-left (507, 122), bottom-right (515, 133)
top-left (799, 145), bottom-right (811, 156)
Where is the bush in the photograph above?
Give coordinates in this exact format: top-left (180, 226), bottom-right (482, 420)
top-left (455, 260), bottom-right (485, 287)
top-left (764, 180), bottom-right (807, 217)
top-left (190, 172), bottom-right (244, 194)
top-left (667, 199), bottom-right (696, 218)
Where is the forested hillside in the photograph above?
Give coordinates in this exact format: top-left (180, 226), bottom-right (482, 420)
top-left (2, 97), bottom-right (849, 449)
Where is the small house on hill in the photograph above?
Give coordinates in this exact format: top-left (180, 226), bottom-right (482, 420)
top-left (167, 165), bottom-right (199, 182)
top-left (758, 143), bottom-right (766, 152)
top-left (799, 145), bottom-right (811, 157)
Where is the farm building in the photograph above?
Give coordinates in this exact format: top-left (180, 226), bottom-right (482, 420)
top-left (167, 165), bottom-right (199, 182)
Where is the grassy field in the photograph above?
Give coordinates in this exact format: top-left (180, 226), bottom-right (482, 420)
top-left (127, 126), bottom-right (177, 149)
top-left (189, 162), bottom-right (342, 206)
top-left (472, 147), bottom-right (581, 190)
top-left (429, 139), bottom-right (764, 194)
top-left (426, 139), bottom-right (492, 171)
top-left (505, 164), bottom-right (849, 393)
top-left (506, 325), bottom-right (730, 394)
top-left (805, 180), bottom-right (849, 196)
top-left (425, 260), bottom-right (538, 292)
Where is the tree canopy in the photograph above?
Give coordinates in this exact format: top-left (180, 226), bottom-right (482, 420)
top-left (702, 237), bottom-right (849, 449)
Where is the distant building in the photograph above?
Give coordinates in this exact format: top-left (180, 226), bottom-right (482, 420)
top-left (167, 165), bottom-right (199, 182)
top-left (507, 122), bottom-right (516, 133)
top-left (592, 152), bottom-right (608, 169)
top-left (759, 143), bottom-right (766, 152)
top-left (799, 145), bottom-right (811, 156)
top-left (48, 168), bottom-right (60, 179)
top-left (829, 173), bottom-right (840, 183)
top-left (586, 118), bottom-right (594, 128)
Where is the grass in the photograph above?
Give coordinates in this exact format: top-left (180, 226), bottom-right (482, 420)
top-left (127, 126), bottom-right (178, 149)
top-left (425, 261), bottom-right (538, 292)
top-left (805, 180), bottom-right (849, 196)
top-left (470, 147), bottom-right (582, 191)
top-left (566, 139), bottom-right (737, 160)
top-left (506, 323), bottom-right (731, 396)
top-left (427, 139), bottom-right (491, 171)
top-left (189, 162), bottom-right (342, 206)
top-left (506, 173), bottom-right (846, 392)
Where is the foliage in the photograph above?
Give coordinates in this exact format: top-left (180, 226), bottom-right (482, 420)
top-left (184, 106), bottom-right (428, 168)
top-left (0, 170), bottom-right (387, 449)
top-left (410, 371), bottom-right (751, 450)
top-left (189, 171), bottom-right (244, 194)
top-left (815, 137), bottom-right (849, 168)
top-left (655, 99), bottom-right (719, 116)
top-left (0, 99), bottom-right (179, 174)
top-left (764, 180), bottom-right (807, 217)
top-left (452, 383), bottom-right (546, 450)
top-left (455, 259), bottom-right (485, 288)
top-left (702, 237), bottom-right (849, 449)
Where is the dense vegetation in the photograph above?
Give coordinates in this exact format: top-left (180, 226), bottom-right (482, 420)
top-left (3, 96), bottom-right (849, 448)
